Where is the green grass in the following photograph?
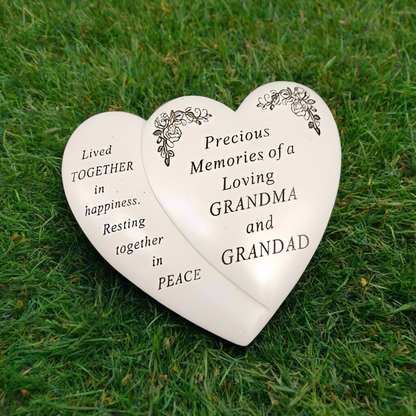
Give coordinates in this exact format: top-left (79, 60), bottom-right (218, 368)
top-left (1, 0), bottom-right (415, 414)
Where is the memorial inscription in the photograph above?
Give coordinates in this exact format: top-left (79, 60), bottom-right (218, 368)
top-left (62, 81), bottom-right (341, 346)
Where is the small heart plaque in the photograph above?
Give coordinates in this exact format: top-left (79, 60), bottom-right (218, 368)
top-left (62, 82), bottom-right (341, 345)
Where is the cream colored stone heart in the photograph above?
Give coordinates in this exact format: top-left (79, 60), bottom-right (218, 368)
top-left (62, 82), bottom-right (340, 345)
top-left (142, 81), bottom-right (341, 310)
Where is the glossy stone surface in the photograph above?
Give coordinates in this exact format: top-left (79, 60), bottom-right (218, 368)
top-left (62, 82), bottom-right (341, 345)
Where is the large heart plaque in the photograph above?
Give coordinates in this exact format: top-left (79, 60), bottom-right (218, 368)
top-left (62, 82), bottom-right (341, 345)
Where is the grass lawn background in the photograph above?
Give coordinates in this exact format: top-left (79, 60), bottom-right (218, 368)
top-left (1, 0), bottom-right (415, 414)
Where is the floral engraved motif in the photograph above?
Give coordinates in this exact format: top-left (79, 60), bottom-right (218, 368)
top-left (153, 108), bottom-right (211, 166)
top-left (257, 87), bottom-right (321, 135)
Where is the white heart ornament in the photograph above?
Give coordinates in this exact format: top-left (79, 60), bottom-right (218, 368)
top-left (142, 82), bottom-right (341, 310)
top-left (62, 112), bottom-right (273, 346)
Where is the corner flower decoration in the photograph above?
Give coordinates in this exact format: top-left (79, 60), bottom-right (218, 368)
top-left (153, 107), bottom-right (211, 166)
top-left (257, 87), bottom-right (321, 135)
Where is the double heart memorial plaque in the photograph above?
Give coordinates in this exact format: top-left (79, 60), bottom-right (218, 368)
top-left (62, 82), bottom-right (341, 345)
